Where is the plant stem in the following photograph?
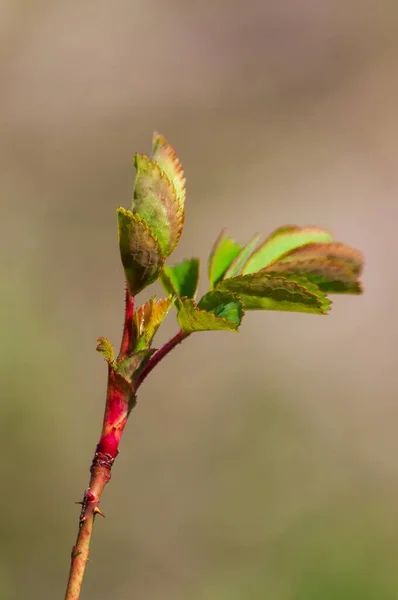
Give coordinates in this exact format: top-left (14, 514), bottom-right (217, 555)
top-left (64, 367), bottom-right (133, 600)
top-left (64, 287), bottom-right (188, 598)
top-left (135, 329), bottom-right (188, 390)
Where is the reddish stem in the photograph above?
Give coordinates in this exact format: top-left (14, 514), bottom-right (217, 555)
top-left (118, 287), bottom-right (135, 360)
top-left (64, 367), bottom-right (134, 600)
top-left (135, 329), bottom-right (188, 390)
top-left (64, 296), bottom-right (188, 598)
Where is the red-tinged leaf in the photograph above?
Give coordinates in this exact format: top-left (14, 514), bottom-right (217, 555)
top-left (243, 225), bottom-right (333, 274)
top-left (273, 242), bottom-right (364, 275)
top-left (265, 257), bottom-right (362, 294)
top-left (132, 154), bottom-right (183, 256)
top-left (208, 230), bottom-right (242, 289)
top-left (134, 297), bottom-right (172, 350)
top-left (217, 272), bottom-right (331, 315)
top-left (152, 133), bottom-right (186, 211)
top-left (117, 207), bottom-right (164, 296)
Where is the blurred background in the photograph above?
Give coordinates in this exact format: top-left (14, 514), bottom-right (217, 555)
top-left (1, 1), bottom-right (398, 598)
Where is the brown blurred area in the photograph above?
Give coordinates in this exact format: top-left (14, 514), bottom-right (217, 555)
top-left (1, 1), bottom-right (398, 599)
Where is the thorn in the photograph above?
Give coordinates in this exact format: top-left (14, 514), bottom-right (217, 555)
top-left (75, 501), bottom-right (84, 506)
top-left (94, 507), bottom-right (105, 518)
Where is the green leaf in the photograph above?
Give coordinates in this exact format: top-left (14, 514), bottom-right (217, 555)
top-left (198, 290), bottom-right (244, 326)
top-left (162, 258), bottom-right (200, 299)
top-left (177, 293), bottom-right (243, 333)
top-left (243, 225), bottom-right (333, 274)
top-left (96, 337), bottom-right (115, 363)
top-left (116, 349), bottom-right (155, 384)
top-left (132, 154), bottom-right (183, 256)
top-left (208, 230), bottom-right (242, 289)
top-left (224, 234), bottom-right (261, 279)
top-left (152, 133), bottom-right (186, 211)
top-left (134, 297), bottom-right (172, 350)
top-left (218, 272), bottom-right (331, 315)
top-left (117, 207), bottom-right (164, 295)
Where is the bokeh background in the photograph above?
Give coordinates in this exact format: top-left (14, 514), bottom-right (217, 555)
top-left (1, 2), bottom-right (398, 599)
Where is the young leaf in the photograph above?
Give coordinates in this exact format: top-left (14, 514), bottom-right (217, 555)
top-left (134, 297), bottom-right (172, 350)
top-left (96, 337), bottom-right (115, 364)
top-left (132, 154), bottom-right (183, 256)
top-left (117, 207), bottom-right (164, 296)
top-left (116, 349), bottom-right (156, 385)
top-left (218, 272), bottom-right (331, 315)
top-left (265, 257), bottom-right (362, 294)
top-left (198, 290), bottom-right (244, 325)
top-left (177, 293), bottom-right (243, 333)
top-left (224, 234), bottom-right (261, 279)
top-left (208, 230), bottom-right (242, 289)
top-left (152, 133), bottom-right (186, 211)
top-left (243, 226), bottom-right (333, 274)
top-left (162, 258), bottom-right (200, 299)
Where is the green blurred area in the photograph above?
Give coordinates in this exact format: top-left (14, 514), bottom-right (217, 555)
top-left (1, 1), bottom-right (397, 598)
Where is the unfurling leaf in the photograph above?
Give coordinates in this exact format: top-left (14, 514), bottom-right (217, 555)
top-left (117, 207), bottom-right (164, 296)
top-left (96, 337), bottom-right (115, 363)
top-left (208, 230), bottom-right (242, 289)
top-left (177, 292), bottom-right (243, 333)
top-left (134, 297), bottom-right (172, 350)
top-left (132, 154), bottom-right (183, 255)
top-left (218, 272), bottom-right (331, 315)
top-left (243, 226), bottom-right (333, 274)
top-left (152, 133), bottom-right (186, 211)
top-left (116, 349), bottom-right (155, 384)
top-left (162, 258), bottom-right (200, 299)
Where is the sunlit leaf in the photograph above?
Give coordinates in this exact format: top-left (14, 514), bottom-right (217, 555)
top-left (152, 133), bottom-right (186, 211)
top-left (117, 207), bottom-right (164, 295)
top-left (134, 297), bottom-right (172, 350)
top-left (243, 225), bottom-right (333, 274)
top-left (208, 230), bottom-right (242, 289)
top-left (162, 258), bottom-right (200, 299)
top-left (177, 293), bottom-right (243, 333)
top-left (218, 272), bottom-right (331, 314)
top-left (132, 154), bottom-right (183, 255)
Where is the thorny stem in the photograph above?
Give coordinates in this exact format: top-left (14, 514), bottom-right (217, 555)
top-left (64, 290), bottom-right (188, 599)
